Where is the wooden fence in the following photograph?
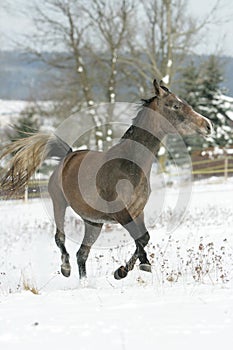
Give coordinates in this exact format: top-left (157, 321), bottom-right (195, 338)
top-left (191, 155), bottom-right (233, 180)
top-left (1, 155), bottom-right (233, 201)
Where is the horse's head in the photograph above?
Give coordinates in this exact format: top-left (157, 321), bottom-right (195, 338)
top-left (146, 79), bottom-right (213, 137)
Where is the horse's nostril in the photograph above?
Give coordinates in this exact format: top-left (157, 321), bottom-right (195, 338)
top-left (206, 121), bottom-right (213, 134)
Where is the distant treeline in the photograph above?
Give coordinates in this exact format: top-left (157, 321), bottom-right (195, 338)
top-left (0, 51), bottom-right (233, 101)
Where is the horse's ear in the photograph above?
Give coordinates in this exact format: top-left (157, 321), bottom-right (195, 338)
top-left (153, 79), bottom-right (160, 96)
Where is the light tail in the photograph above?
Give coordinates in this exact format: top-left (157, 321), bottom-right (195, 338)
top-left (0, 133), bottom-right (72, 196)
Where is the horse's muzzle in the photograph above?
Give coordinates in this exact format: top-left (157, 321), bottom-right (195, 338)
top-left (197, 114), bottom-right (213, 136)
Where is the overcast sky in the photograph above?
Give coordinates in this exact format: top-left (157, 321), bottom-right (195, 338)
top-left (0, 0), bottom-right (233, 56)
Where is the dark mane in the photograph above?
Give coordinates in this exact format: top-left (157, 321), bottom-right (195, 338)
top-left (160, 85), bottom-right (171, 93)
top-left (121, 97), bottom-right (155, 141)
top-left (141, 96), bottom-right (157, 107)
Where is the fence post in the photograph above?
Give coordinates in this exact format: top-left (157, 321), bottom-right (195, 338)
top-left (224, 153), bottom-right (228, 181)
top-left (24, 185), bottom-right (28, 203)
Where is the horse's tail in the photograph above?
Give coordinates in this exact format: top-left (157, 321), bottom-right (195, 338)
top-left (0, 133), bottom-right (72, 196)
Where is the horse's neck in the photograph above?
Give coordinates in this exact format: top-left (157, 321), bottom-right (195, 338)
top-left (121, 125), bottom-right (161, 155)
top-left (122, 107), bottom-right (165, 154)
top-left (108, 107), bottom-right (165, 174)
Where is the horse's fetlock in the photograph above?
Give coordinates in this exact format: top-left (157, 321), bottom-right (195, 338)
top-left (62, 253), bottom-right (70, 264)
top-left (55, 231), bottom-right (65, 246)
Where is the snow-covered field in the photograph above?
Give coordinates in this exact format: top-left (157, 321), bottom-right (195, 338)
top-left (0, 177), bottom-right (233, 349)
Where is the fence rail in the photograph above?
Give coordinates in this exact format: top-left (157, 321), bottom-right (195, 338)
top-left (0, 156), bottom-right (232, 201)
top-left (191, 154), bottom-right (233, 180)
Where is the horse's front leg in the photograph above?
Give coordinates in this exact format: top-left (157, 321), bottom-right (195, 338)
top-left (113, 212), bottom-right (151, 280)
top-left (114, 231), bottom-right (151, 279)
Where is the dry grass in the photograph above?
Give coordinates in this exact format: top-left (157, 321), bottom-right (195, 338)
top-left (21, 273), bottom-right (39, 295)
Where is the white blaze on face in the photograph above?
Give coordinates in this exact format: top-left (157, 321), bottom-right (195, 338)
top-left (175, 94), bottom-right (213, 135)
top-left (191, 109), bottom-right (213, 135)
top-left (175, 96), bottom-right (183, 103)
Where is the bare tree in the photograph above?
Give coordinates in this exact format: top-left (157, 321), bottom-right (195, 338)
top-left (120, 0), bottom-right (222, 93)
top-left (82, 0), bottom-right (134, 145)
top-left (19, 0), bottom-right (134, 149)
top-left (16, 0), bottom-right (222, 151)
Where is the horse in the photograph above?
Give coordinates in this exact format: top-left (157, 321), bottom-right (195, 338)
top-left (0, 79), bottom-right (212, 280)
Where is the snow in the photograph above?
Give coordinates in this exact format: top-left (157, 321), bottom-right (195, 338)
top-left (227, 110), bottom-right (233, 121)
top-left (220, 94), bottom-right (233, 121)
top-left (158, 146), bottom-right (166, 156)
top-left (88, 108), bottom-right (96, 116)
top-left (139, 85), bottom-right (144, 94)
top-left (162, 75), bottom-right (169, 85)
top-left (0, 100), bottom-right (28, 127)
top-left (95, 130), bottom-right (103, 137)
top-left (77, 66), bottom-right (83, 73)
top-left (0, 176), bottom-right (233, 348)
top-left (201, 146), bottom-right (233, 156)
top-left (110, 93), bottom-right (115, 103)
top-left (0, 99), bottom-right (55, 129)
top-left (1, 288), bottom-right (233, 350)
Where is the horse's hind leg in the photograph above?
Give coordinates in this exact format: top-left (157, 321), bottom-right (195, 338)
top-left (55, 230), bottom-right (71, 277)
top-left (76, 220), bottom-right (103, 279)
top-left (52, 195), bottom-right (71, 277)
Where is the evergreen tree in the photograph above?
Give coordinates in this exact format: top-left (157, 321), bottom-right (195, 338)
top-left (179, 56), bottom-right (233, 152)
top-left (10, 104), bottom-right (40, 141)
top-left (197, 56), bottom-right (233, 148)
top-left (180, 60), bottom-right (201, 110)
top-left (179, 60), bottom-right (206, 153)
top-left (165, 56), bottom-right (233, 166)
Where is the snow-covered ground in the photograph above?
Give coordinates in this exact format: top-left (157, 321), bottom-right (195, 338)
top-left (0, 177), bottom-right (233, 349)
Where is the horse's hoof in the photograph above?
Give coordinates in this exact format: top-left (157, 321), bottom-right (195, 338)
top-left (139, 263), bottom-right (152, 273)
top-left (114, 266), bottom-right (128, 280)
top-left (61, 263), bottom-right (71, 277)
